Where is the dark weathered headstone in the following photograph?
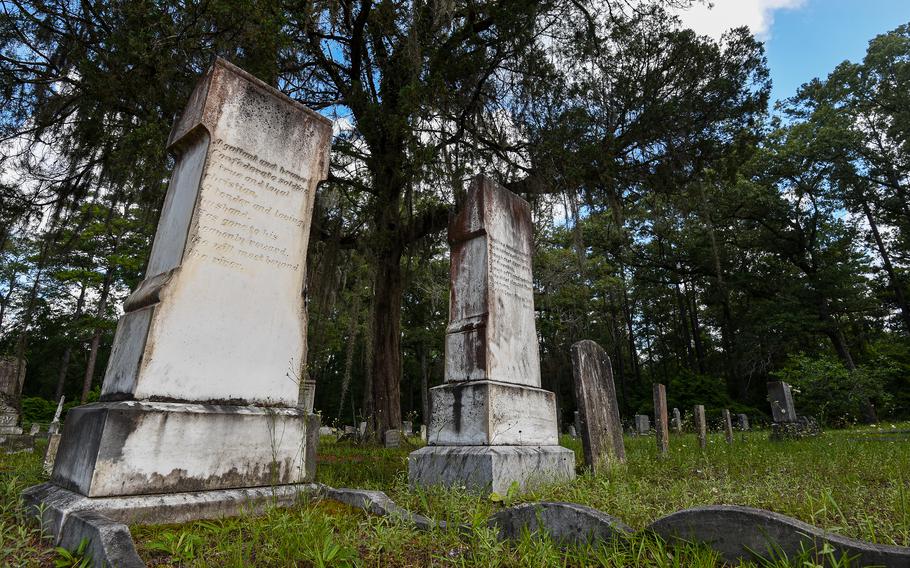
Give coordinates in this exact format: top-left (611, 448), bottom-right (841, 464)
top-left (694, 405), bottom-right (707, 449)
top-left (722, 409), bottom-right (734, 444)
top-left (384, 429), bottom-right (401, 449)
top-left (634, 415), bottom-right (650, 435)
top-left (401, 421), bottom-right (412, 435)
top-left (767, 381), bottom-right (796, 423)
top-left (409, 177), bottom-right (574, 493)
top-left (672, 407), bottom-right (682, 433)
top-left (0, 357), bottom-right (26, 435)
top-left (653, 384), bottom-right (669, 456)
top-left (737, 414), bottom-right (749, 431)
top-left (570, 340), bottom-right (625, 470)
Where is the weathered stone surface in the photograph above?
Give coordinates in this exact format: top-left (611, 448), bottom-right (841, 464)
top-left (51, 401), bottom-right (312, 497)
top-left (48, 396), bottom-right (65, 435)
top-left (654, 384), bottom-right (669, 456)
top-left (410, 177), bottom-right (573, 492)
top-left (409, 445), bottom-right (575, 494)
top-left (649, 505), bottom-right (910, 566)
top-left (57, 510), bottom-right (144, 568)
top-left (299, 380), bottom-right (316, 413)
top-left (737, 413), bottom-right (749, 431)
top-left (44, 433), bottom-right (61, 475)
top-left (29, 423), bottom-right (40, 435)
top-left (443, 177), bottom-right (540, 388)
top-left (101, 59), bottom-right (329, 405)
top-left (694, 405), bottom-right (707, 449)
top-left (427, 381), bottom-right (558, 446)
top-left (402, 420), bottom-right (412, 434)
top-left (419, 424), bottom-right (427, 441)
top-left (1, 433), bottom-right (34, 453)
top-left (0, 357), bottom-right (26, 434)
top-left (767, 381), bottom-right (797, 423)
top-left (770, 415), bottom-right (821, 441)
top-left (304, 414), bottom-right (320, 483)
top-left (722, 409), bottom-right (734, 444)
top-left (490, 502), bottom-right (633, 543)
top-left (384, 429), bottom-right (401, 448)
top-left (634, 415), bottom-right (650, 435)
top-left (672, 407), bottom-right (682, 433)
top-left (318, 426), bottom-right (334, 437)
top-left (567, 425), bottom-right (576, 438)
top-left (44, 59), bottom-right (329, 502)
top-left (571, 340), bottom-right (625, 471)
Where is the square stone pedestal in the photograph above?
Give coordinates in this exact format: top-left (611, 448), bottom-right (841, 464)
top-left (52, 401), bottom-right (315, 497)
top-left (409, 445), bottom-right (575, 494)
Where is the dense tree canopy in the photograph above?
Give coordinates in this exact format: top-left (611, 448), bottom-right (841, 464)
top-left (1, 1), bottom-right (908, 428)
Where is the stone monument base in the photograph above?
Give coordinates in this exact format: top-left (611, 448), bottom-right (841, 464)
top-left (770, 416), bottom-right (820, 441)
top-left (0, 432), bottom-right (34, 453)
top-left (52, 401), bottom-right (318, 497)
top-left (408, 445), bottom-right (575, 494)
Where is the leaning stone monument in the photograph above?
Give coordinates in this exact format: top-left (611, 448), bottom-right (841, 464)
top-left (694, 405), bottom-right (707, 449)
top-left (409, 177), bottom-right (575, 493)
top-left (24, 58), bottom-right (331, 562)
top-left (571, 340), bottom-right (625, 471)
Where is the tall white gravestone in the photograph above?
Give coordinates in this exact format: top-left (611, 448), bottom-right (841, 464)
top-left (49, 59), bottom-right (331, 497)
top-left (408, 177), bottom-right (575, 493)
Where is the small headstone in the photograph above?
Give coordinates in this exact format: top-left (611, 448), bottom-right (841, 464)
top-left (737, 413), bottom-right (749, 431)
top-left (48, 396), bottom-right (65, 435)
top-left (344, 425), bottom-right (357, 435)
top-left (672, 407), bottom-right (682, 433)
top-left (28, 423), bottom-right (40, 436)
top-left (574, 411), bottom-right (582, 438)
top-left (722, 409), bottom-right (734, 444)
top-left (401, 420), bottom-right (412, 435)
top-left (767, 381), bottom-right (797, 423)
top-left (571, 340), bottom-right (625, 471)
top-left (634, 414), bottom-right (650, 435)
top-left (653, 384), bottom-right (669, 456)
top-left (568, 425), bottom-right (577, 438)
top-left (384, 429), bottom-right (401, 448)
top-left (694, 405), bottom-right (707, 449)
top-left (419, 424), bottom-right (427, 441)
top-left (318, 426), bottom-right (334, 437)
top-left (299, 379), bottom-right (316, 414)
top-left (0, 357), bottom-right (26, 435)
top-left (358, 421), bottom-right (367, 435)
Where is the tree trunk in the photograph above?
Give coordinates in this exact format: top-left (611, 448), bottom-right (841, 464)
top-left (420, 346), bottom-right (429, 425)
top-left (686, 283), bottom-right (707, 374)
top-left (81, 269), bottom-right (114, 403)
top-left (55, 281), bottom-right (88, 400)
top-left (860, 198), bottom-right (910, 334)
top-left (369, 241), bottom-right (403, 435)
top-left (337, 292), bottom-right (361, 420)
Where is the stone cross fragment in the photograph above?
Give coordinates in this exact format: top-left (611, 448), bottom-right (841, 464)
top-left (767, 381), bottom-right (797, 423)
top-left (694, 405), bottom-right (707, 449)
top-left (634, 415), bottom-right (650, 435)
top-left (49, 58), bottom-right (331, 498)
top-left (409, 176), bottom-right (574, 493)
top-left (0, 357), bottom-right (26, 435)
top-left (653, 384), bottom-right (669, 456)
top-left (570, 340), bottom-right (625, 471)
top-left (672, 407), bottom-right (682, 433)
top-left (722, 409), bottom-right (734, 444)
top-left (737, 414), bottom-right (749, 431)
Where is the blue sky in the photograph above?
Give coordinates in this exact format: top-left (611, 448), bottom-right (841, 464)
top-left (678, 0), bottom-right (910, 104)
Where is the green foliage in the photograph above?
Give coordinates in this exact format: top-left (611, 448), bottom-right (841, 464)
top-left (773, 354), bottom-right (894, 427)
top-left (53, 538), bottom-right (91, 568)
top-left (20, 397), bottom-right (56, 425)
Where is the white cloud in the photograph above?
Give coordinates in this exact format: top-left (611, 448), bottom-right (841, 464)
top-left (676, 0), bottom-right (807, 41)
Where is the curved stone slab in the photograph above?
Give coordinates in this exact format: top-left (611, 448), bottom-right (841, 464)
top-left (648, 505), bottom-right (910, 566)
top-left (489, 502), bottom-right (633, 543)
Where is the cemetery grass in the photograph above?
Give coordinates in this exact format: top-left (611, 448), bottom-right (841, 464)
top-left (0, 427), bottom-right (906, 566)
